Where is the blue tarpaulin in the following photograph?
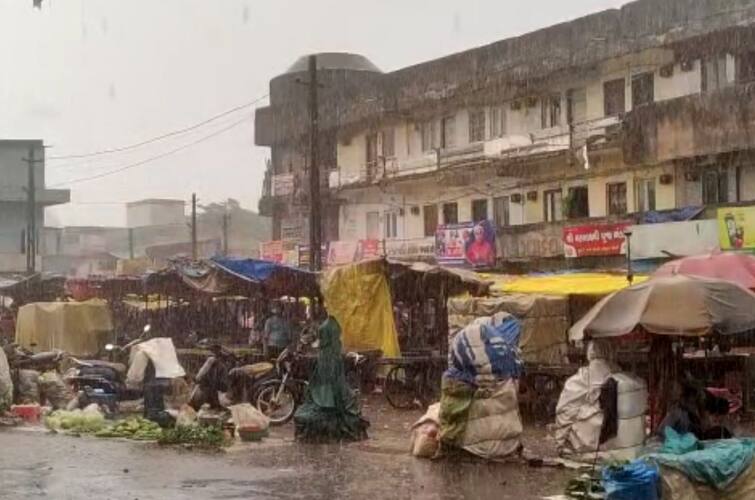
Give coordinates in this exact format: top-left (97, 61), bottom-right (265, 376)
top-left (446, 313), bottom-right (523, 384)
top-left (642, 206), bottom-right (703, 224)
top-left (211, 257), bottom-right (319, 296)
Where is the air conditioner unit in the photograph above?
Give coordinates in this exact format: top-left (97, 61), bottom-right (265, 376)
top-left (398, 208), bottom-right (405, 216)
top-left (510, 100), bottom-right (522, 111)
top-left (659, 173), bottom-right (674, 185)
top-left (525, 96), bottom-right (538, 108)
top-left (527, 190), bottom-right (538, 201)
top-left (684, 171), bottom-right (700, 182)
top-left (511, 193), bottom-right (523, 204)
top-left (660, 64), bottom-right (674, 78)
top-left (680, 59), bottom-right (694, 72)
top-left (410, 206), bottom-right (420, 216)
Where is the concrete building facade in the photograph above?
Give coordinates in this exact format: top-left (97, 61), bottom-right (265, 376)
top-left (256, 0), bottom-right (755, 269)
top-left (0, 139), bottom-right (70, 272)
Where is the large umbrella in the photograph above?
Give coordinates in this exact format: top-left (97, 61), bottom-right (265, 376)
top-left (569, 275), bottom-right (755, 341)
top-left (654, 252), bottom-right (755, 290)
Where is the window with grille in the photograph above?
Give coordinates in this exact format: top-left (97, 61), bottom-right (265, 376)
top-left (604, 78), bottom-right (626, 116)
top-left (471, 199), bottom-right (488, 222)
top-left (635, 178), bottom-right (656, 212)
top-left (631, 72), bottom-right (654, 107)
top-left (493, 196), bottom-right (510, 227)
top-left (381, 128), bottom-right (395, 158)
top-left (421, 121), bottom-right (437, 152)
top-left (543, 189), bottom-right (563, 222)
top-left (384, 211), bottom-right (398, 239)
top-left (442, 202), bottom-right (458, 224)
top-left (541, 95), bottom-right (561, 128)
top-left (489, 106), bottom-right (506, 139)
top-left (441, 116), bottom-right (455, 149)
top-left (423, 205), bottom-right (438, 237)
top-left (702, 170), bottom-right (729, 205)
top-left (468, 109), bottom-right (486, 143)
top-left (607, 182), bottom-right (628, 215)
top-left (566, 186), bottom-right (589, 219)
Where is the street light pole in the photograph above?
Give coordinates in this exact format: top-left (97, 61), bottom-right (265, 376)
top-left (623, 227), bottom-right (634, 284)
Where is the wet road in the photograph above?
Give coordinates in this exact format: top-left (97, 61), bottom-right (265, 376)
top-left (0, 429), bottom-right (571, 500)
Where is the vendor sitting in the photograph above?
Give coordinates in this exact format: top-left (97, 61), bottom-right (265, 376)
top-left (262, 304), bottom-right (291, 360)
top-left (657, 380), bottom-right (732, 441)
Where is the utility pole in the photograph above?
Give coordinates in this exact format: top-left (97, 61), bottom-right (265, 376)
top-left (308, 55), bottom-right (322, 272)
top-left (191, 193), bottom-right (198, 260)
top-left (222, 202), bottom-right (230, 256)
top-left (128, 228), bottom-right (135, 259)
top-left (22, 146), bottom-right (38, 273)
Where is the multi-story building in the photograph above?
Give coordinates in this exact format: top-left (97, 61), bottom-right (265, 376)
top-left (256, 0), bottom-right (755, 269)
top-left (0, 139), bottom-right (70, 272)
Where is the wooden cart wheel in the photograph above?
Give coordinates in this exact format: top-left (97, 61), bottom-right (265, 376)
top-left (384, 365), bottom-right (416, 409)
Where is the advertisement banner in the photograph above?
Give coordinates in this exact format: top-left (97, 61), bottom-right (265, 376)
top-left (718, 206), bottom-right (755, 250)
top-left (297, 244), bottom-right (328, 269)
top-left (272, 174), bottom-right (294, 196)
top-left (325, 240), bottom-right (381, 267)
top-left (563, 222), bottom-right (631, 258)
top-left (385, 237), bottom-right (435, 260)
top-left (260, 240), bottom-right (297, 264)
top-left (435, 220), bottom-right (497, 267)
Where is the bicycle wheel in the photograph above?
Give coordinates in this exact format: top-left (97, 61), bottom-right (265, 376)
top-left (255, 380), bottom-right (297, 425)
top-left (383, 365), bottom-right (416, 409)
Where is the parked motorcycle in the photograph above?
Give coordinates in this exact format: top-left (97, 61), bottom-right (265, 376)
top-left (188, 340), bottom-right (276, 410)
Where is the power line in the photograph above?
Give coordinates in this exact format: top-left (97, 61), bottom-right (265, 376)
top-left (49, 113), bottom-right (253, 188)
top-left (46, 94), bottom-right (268, 161)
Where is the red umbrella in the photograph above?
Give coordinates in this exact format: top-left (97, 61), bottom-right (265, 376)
top-left (654, 251), bottom-right (755, 290)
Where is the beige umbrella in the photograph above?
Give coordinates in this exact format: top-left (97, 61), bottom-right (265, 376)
top-left (569, 275), bottom-right (755, 341)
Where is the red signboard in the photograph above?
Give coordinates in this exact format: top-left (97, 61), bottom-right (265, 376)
top-left (563, 222), bottom-right (631, 258)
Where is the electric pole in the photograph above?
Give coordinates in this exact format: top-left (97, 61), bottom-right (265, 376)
top-left (22, 146), bottom-right (38, 273)
top-left (222, 202), bottom-right (230, 256)
top-left (191, 193), bottom-right (198, 260)
top-left (308, 55), bottom-right (322, 272)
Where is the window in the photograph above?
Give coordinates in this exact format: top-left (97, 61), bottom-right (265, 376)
top-left (567, 88), bottom-right (587, 125)
top-left (468, 109), bottom-right (486, 143)
top-left (421, 121), bottom-right (437, 152)
top-left (603, 78), bottom-right (626, 116)
top-left (442, 202), bottom-right (458, 224)
top-left (541, 95), bottom-right (561, 129)
top-left (631, 72), bottom-right (654, 108)
top-left (489, 106), bottom-right (506, 139)
top-left (566, 186), bottom-right (589, 219)
top-left (441, 116), bottom-right (455, 149)
top-left (702, 55), bottom-right (730, 91)
top-left (543, 189), bottom-right (563, 222)
top-left (635, 178), bottom-right (656, 212)
top-left (381, 128), bottom-right (395, 158)
top-left (471, 199), bottom-right (488, 222)
top-left (737, 52), bottom-right (755, 83)
top-left (607, 182), bottom-right (628, 215)
top-left (493, 196), bottom-right (510, 227)
top-left (423, 205), bottom-right (438, 237)
top-left (365, 132), bottom-right (378, 174)
top-left (384, 211), bottom-right (398, 239)
top-left (703, 170), bottom-right (729, 205)
top-left (366, 211), bottom-right (380, 239)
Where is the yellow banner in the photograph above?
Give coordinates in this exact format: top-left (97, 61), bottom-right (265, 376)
top-left (718, 207), bottom-right (755, 250)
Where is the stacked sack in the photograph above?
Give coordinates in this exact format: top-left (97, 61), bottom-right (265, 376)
top-left (438, 312), bottom-right (524, 460)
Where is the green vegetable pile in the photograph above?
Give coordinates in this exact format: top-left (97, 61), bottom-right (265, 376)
top-left (158, 424), bottom-right (227, 449)
top-left (94, 417), bottom-right (162, 441)
top-left (45, 409), bottom-right (107, 434)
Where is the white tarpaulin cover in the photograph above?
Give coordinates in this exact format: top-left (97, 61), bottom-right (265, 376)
top-left (0, 346), bottom-right (12, 409)
top-left (126, 338), bottom-right (185, 388)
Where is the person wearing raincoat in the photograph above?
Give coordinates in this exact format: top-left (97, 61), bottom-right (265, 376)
top-left (294, 314), bottom-right (368, 442)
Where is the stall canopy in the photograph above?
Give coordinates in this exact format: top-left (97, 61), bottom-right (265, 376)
top-left (320, 259), bottom-right (401, 357)
top-left (388, 260), bottom-right (491, 300)
top-left (211, 257), bottom-right (319, 297)
top-left (15, 299), bottom-right (113, 356)
top-left (654, 251), bottom-right (755, 290)
top-left (483, 272), bottom-right (648, 296)
top-left (569, 275), bottom-right (755, 341)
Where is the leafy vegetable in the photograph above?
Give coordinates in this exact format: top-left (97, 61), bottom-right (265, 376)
top-left (158, 424), bottom-right (227, 448)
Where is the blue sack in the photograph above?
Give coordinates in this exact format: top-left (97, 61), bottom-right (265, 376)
top-left (602, 460), bottom-right (660, 500)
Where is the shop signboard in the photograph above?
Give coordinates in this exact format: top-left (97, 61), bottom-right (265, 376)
top-left (259, 240), bottom-right (297, 264)
top-left (325, 239), bottom-right (381, 266)
top-left (563, 222), bottom-right (631, 258)
top-left (718, 206), bottom-right (755, 250)
top-left (385, 237), bottom-right (435, 261)
top-left (435, 220), bottom-right (496, 267)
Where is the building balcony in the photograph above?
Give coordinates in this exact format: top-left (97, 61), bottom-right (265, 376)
top-left (0, 187), bottom-right (70, 206)
top-left (624, 83), bottom-right (755, 165)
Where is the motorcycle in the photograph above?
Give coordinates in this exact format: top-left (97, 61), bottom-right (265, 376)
top-left (188, 340), bottom-right (276, 410)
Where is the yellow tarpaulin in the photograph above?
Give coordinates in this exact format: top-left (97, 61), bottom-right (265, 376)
top-left (482, 272), bottom-right (648, 296)
top-left (320, 260), bottom-right (400, 357)
top-left (15, 299), bottom-right (113, 356)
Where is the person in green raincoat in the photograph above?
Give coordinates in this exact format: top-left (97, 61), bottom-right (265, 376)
top-left (294, 313), bottom-right (368, 442)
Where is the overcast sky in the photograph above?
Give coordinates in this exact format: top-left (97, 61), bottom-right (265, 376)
top-left (0, 0), bottom-right (626, 227)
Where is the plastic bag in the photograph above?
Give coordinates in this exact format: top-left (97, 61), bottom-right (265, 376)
top-left (17, 369), bottom-right (40, 404)
top-left (602, 460), bottom-right (660, 500)
top-left (229, 403), bottom-right (269, 432)
top-left (0, 347), bottom-right (11, 410)
top-left (38, 371), bottom-right (73, 410)
top-left (176, 404), bottom-right (198, 427)
top-left (410, 402), bottom-right (440, 458)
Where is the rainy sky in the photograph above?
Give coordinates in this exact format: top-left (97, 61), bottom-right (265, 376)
top-left (0, 0), bottom-right (625, 227)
